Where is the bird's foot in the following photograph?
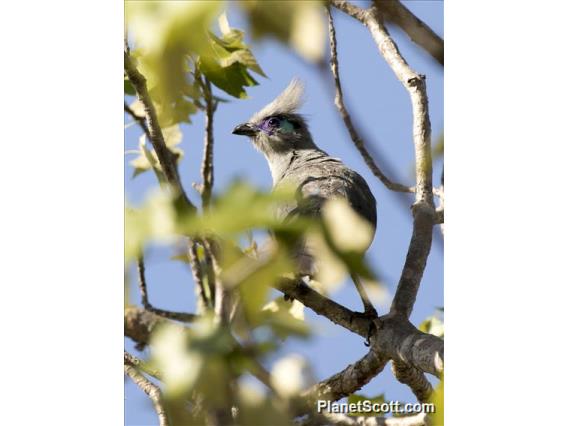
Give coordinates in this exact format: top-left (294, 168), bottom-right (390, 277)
top-left (349, 308), bottom-right (378, 347)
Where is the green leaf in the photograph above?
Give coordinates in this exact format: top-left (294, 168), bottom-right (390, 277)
top-left (126, 1), bottom-right (221, 124)
top-left (124, 77), bottom-right (136, 95)
top-left (124, 188), bottom-right (178, 262)
top-left (261, 297), bottom-right (310, 339)
top-left (239, 0), bottom-right (326, 63)
top-left (429, 376), bottom-right (444, 425)
top-left (128, 126), bottom-right (183, 179)
top-left (419, 315), bottom-right (444, 338)
top-left (199, 57), bottom-right (249, 99)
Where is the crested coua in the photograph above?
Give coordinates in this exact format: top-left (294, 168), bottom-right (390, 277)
top-left (233, 79), bottom-right (377, 315)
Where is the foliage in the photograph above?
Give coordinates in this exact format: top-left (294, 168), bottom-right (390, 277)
top-left (429, 376), bottom-right (444, 426)
top-left (124, 179), bottom-right (384, 423)
top-left (125, 1), bottom-right (266, 129)
top-left (124, 1), bottom-right (442, 425)
top-left (419, 308), bottom-right (444, 338)
top-left (239, 0), bottom-right (326, 63)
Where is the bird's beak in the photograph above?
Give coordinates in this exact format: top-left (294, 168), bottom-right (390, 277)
top-left (232, 123), bottom-right (258, 136)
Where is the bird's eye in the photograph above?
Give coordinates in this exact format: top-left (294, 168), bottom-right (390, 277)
top-left (267, 117), bottom-right (280, 127)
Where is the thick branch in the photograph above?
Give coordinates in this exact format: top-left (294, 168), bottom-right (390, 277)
top-left (378, 0), bottom-right (444, 66)
top-left (391, 361), bottom-right (433, 403)
top-left (124, 46), bottom-right (195, 212)
top-left (332, 0), bottom-right (435, 318)
top-left (390, 205), bottom-right (434, 318)
top-left (373, 316), bottom-right (443, 377)
top-left (297, 412), bottom-right (428, 426)
top-left (326, 6), bottom-right (414, 194)
top-left (364, 8), bottom-right (433, 207)
top-left (300, 350), bottom-right (388, 412)
top-left (124, 358), bottom-right (169, 426)
top-left (275, 279), bottom-right (443, 377)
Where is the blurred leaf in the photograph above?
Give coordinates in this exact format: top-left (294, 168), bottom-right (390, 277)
top-left (233, 251), bottom-right (295, 324)
top-left (270, 354), bottom-right (313, 398)
top-left (433, 134), bottom-right (444, 161)
top-left (126, 1), bottom-right (220, 124)
top-left (151, 322), bottom-right (203, 398)
top-left (178, 181), bottom-right (306, 237)
top-left (237, 384), bottom-right (293, 426)
top-left (128, 99), bottom-right (145, 117)
top-left (429, 376), bottom-right (444, 426)
top-left (419, 315), bottom-right (444, 338)
top-left (124, 77), bottom-right (136, 95)
top-left (322, 198), bottom-right (374, 253)
top-left (308, 231), bottom-right (347, 291)
top-left (129, 125), bottom-right (183, 179)
top-left (261, 297), bottom-right (310, 339)
top-left (239, 0), bottom-right (325, 63)
top-left (124, 188), bottom-right (178, 262)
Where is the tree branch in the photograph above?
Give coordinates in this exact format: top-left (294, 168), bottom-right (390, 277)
top-left (188, 239), bottom-right (212, 313)
top-left (136, 256), bottom-right (198, 323)
top-left (124, 44), bottom-right (195, 212)
top-left (389, 204), bottom-right (434, 318)
top-left (331, 0), bottom-right (436, 319)
top-left (124, 351), bottom-right (163, 382)
top-left (391, 361), bottom-right (433, 403)
top-left (275, 279), bottom-right (443, 377)
top-left (124, 101), bottom-right (151, 142)
top-left (378, 0), bottom-right (444, 66)
top-left (326, 6), bottom-right (414, 194)
top-left (277, 278), bottom-right (370, 336)
top-left (297, 411), bottom-right (428, 426)
top-left (299, 350), bottom-right (388, 413)
top-left (200, 77), bottom-right (216, 210)
top-left (373, 316), bottom-right (443, 378)
top-left (124, 356), bottom-right (169, 426)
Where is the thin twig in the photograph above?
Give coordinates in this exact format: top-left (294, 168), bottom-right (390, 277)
top-left (124, 351), bottom-right (163, 382)
top-left (124, 101), bottom-right (152, 141)
top-left (378, 0), bottom-right (444, 66)
top-left (200, 77), bottom-right (216, 210)
top-left (188, 240), bottom-right (211, 312)
top-left (326, 6), bottom-right (414, 194)
top-left (137, 256), bottom-right (198, 323)
top-left (124, 357), bottom-right (169, 426)
top-left (124, 42), bottom-right (195, 212)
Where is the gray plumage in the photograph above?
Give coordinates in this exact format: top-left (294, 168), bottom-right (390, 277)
top-left (233, 79), bottom-right (377, 313)
top-left (233, 79), bottom-right (376, 226)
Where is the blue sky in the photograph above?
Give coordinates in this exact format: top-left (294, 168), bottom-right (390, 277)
top-left (125, 1), bottom-right (443, 424)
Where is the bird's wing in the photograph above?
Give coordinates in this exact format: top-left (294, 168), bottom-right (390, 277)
top-left (276, 155), bottom-right (377, 229)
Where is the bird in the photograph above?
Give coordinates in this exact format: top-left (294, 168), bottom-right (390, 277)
top-left (232, 79), bottom-right (378, 316)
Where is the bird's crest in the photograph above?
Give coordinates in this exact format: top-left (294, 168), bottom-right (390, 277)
top-left (250, 78), bottom-right (305, 123)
